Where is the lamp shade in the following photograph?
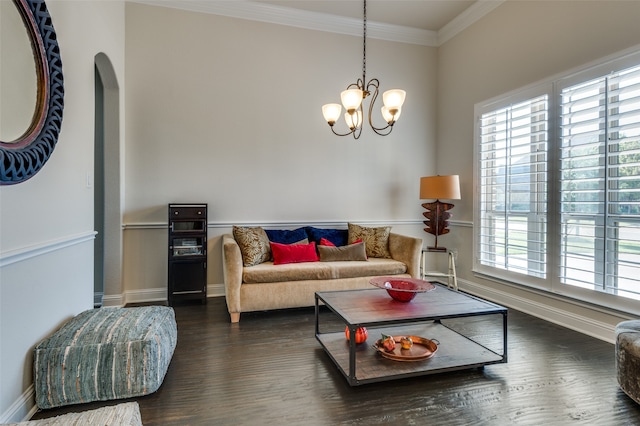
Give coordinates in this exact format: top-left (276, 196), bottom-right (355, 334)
top-left (322, 103), bottom-right (342, 124)
top-left (420, 175), bottom-right (461, 200)
top-left (341, 89), bottom-right (364, 113)
top-left (382, 89), bottom-right (406, 110)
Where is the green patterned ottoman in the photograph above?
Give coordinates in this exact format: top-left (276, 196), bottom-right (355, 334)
top-left (34, 306), bottom-right (177, 409)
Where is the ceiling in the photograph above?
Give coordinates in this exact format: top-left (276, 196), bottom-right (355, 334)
top-left (254, 0), bottom-right (477, 33)
top-left (131, 0), bottom-right (504, 46)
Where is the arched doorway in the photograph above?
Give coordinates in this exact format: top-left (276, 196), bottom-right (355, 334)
top-left (94, 53), bottom-right (122, 306)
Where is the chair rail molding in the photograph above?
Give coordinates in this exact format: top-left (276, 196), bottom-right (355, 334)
top-left (122, 219), bottom-right (461, 230)
top-left (0, 231), bottom-right (96, 267)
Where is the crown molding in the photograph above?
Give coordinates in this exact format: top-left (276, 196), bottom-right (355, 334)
top-left (128, 0), bottom-right (501, 47)
top-left (437, 0), bottom-right (505, 45)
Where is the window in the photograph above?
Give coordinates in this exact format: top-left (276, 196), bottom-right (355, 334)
top-left (474, 48), bottom-right (640, 310)
top-left (478, 95), bottom-right (548, 279)
top-left (560, 64), bottom-right (640, 300)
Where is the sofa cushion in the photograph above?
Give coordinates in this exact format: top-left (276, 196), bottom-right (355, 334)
top-left (233, 226), bottom-right (272, 266)
top-left (265, 227), bottom-right (308, 244)
top-left (318, 241), bottom-right (367, 262)
top-left (328, 258), bottom-right (407, 279)
top-left (270, 241), bottom-right (319, 265)
top-left (306, 227), bottom-right (348, 246)
top-left (348, 223), bottom-right (392, 258)
top-left (242, 258), bottom-right (406, 283)
top-left (243, 261), bottom-right (333, 283)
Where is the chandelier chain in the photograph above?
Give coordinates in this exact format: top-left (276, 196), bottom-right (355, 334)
top-left (362, 0), bottom-right (367, 84)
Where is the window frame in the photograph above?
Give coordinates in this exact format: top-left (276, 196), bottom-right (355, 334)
top-left (473, 45), bottom-right (640, 315)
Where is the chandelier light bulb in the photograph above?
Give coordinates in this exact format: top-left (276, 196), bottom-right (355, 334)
top-left (322, 103), bottom-right (342, 125)
top-left (382, 89), bottom-right (406, 110)
top-left (381, 106), bottom-right (401, 124)
top-left (341, 89), bottom-right (364, 113)
top-left (345, 110), bottom-right (363, 130)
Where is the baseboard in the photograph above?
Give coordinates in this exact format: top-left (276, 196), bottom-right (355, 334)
top-left (105, 284), bottom-right (226, 307)
top-left (94, 291), bottom-right (104, 308)
top-left (102, 292), bottom-right (126, 307)
top-left (0, 384), bottom-right (36, 423)
top-left (208, 283), bottom-right (224, 297)
top-left (459, 278), bottom-right (618, 344)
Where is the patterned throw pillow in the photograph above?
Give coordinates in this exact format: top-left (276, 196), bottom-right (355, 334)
top-left (348, 223), bottom-right (392, 258)
top-left (232, 226), bottom-right (271, 266)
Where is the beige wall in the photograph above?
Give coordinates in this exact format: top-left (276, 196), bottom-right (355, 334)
top-left (438, 1), bottom-right (640, 339)
top-left (0, 1), bottom-right (125, 421)
top-left (122, 3), bottom-right (437, 302)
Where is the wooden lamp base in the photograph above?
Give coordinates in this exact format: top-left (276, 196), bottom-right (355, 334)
top-left (422, 200), bottom-right (454, 252)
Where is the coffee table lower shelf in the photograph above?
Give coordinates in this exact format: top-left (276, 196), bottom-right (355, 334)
top-left (317, 321), bottom-right (505, 386)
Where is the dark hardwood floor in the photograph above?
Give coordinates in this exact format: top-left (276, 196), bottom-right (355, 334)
top-left (33, 296), bottom-right (640, 425)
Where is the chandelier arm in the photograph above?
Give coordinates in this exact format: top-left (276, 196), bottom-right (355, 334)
top-left (348, 80), bottom-right (366, 92)
top-left (329, 126), bottom-right (357, 138)
top-left (371, 124), bottom-right (395, 136)
top-left (365, 78), bottom-right (393, 134)
top-left (353, 113), bottom-right (363, 139)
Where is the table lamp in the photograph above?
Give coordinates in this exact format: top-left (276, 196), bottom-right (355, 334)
top-left (420, 175), bottom-right (461, 252)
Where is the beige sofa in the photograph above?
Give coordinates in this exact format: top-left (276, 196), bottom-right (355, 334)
top-left (222, 232), bottom-right (422, 323)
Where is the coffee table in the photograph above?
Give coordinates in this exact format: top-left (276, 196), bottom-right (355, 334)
top-left (314, 283), bottom-right (507, 386)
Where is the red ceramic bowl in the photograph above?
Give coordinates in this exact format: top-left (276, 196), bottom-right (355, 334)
top-left (370, 277), bottom-right (436, 302)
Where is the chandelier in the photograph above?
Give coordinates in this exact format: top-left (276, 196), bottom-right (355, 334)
top-left (321, 0), bottom-right (406, 139)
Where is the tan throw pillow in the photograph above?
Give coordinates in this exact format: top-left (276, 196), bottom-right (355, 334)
top-left (318, 242), bottom-right (367, 262)
top-left (232, 226), bottom-right (271, 266)
top-left (348, 223), bottom-right (391, 258)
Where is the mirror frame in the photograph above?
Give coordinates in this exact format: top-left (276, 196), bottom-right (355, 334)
top-left (0, 0), bottom-right (64, 185)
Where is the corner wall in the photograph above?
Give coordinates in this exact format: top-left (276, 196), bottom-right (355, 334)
top-left (437, 1), bottom-right (640, 341)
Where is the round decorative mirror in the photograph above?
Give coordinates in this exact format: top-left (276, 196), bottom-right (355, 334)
top-left (0, 0), bottom-right (64, 185)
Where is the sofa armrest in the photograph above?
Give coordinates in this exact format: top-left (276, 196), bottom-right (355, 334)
top-left (388, 233), bottom-right (422, 278)
top-left (222, 234), bottom-right (243, 322)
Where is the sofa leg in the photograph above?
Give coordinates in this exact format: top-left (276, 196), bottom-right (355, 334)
top-left (230, 312), bottom-right (240, 323)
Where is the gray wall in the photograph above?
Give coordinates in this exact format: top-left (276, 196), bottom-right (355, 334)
top-left (0, 1), bottom-right (125, 421)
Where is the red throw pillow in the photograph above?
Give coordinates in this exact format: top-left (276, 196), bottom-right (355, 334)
top-left (270, 241), bottom-right (319, 265)
top-left (319, 238), bottom-right (336, 247)
top-left (320, 238), bottom-right (362, 247)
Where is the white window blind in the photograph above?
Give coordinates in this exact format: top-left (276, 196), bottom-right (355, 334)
top-left (560, 64), bottom-right (640, 299)
top-left (478, 95), bottom-right (548, 278)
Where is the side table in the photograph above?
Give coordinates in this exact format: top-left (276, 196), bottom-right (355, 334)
top-left (421, 248), bottom-right (457, 290)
